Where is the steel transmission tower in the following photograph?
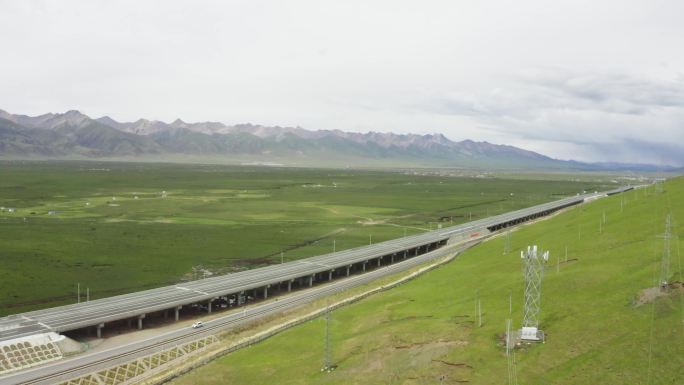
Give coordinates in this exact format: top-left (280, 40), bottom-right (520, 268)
top-left (520, 245), bottom-right (549, 340)
top-left (659, 215), bottom-right (672, 289)
top-left (322, 305), bottom-right (334, 372)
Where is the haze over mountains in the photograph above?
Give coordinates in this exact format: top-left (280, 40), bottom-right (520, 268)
top-left (0, 109), bottom-right (674, 171)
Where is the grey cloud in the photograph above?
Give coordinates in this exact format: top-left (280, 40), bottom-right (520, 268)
top-left (525, 70), bottom-right (684, 112)
top-left (432, 71), bottom-right (684, 119)
top-left (423, 70), bottom-right (684, 166)
top-left (1, 1), bottom-right (684, 166)
top-left (580, 139), bottom-right (684, 167)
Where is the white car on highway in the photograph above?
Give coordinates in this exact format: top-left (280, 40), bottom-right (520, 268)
top-left (191, 321), bottom-right (203, 329)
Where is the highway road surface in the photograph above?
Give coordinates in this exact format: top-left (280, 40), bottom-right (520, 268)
top-left (0, 240), bottom-right (477, 385)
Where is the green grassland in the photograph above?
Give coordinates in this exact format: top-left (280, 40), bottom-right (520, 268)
top-left (0, 161), bottom-right (611, 315)
top-left (170, 179), bottom-right (684, 385)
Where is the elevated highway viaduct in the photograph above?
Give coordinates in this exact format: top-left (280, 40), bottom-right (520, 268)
top-left (0, 186), bottom-right (632, 344)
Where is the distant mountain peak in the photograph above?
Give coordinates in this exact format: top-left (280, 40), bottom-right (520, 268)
top-left (0, 107), bottom-right (675, 171)
top-left (0, 108), bottom-right (12, 121)
top-left (171, 118), bottom-right (187, 127)
top-left (64, 109), bottom-right (85, 117)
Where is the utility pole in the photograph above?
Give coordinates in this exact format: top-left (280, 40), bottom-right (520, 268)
top-left (503, 229), bottom-right (511, 255)
top-left (369, 234), bottom-right (372, 245)
top-left (333, 239), bottom-right (336, 253)
top-left (578, 224), bottom-right (581, 240)
top-left (512, 351), bottom-right (519, 385)
top-left (86, 287), bottom-right (90, 302)
top-left (475, 290), bottom-right (482, 328)
top-left (281, 251), bottom-right (284, 264)
top-left (565, 245), bottom-right (568, 262)
top-left (77, 283), bottom-right (80, 304)
top-left (506, 318), bottom-right (514, 384)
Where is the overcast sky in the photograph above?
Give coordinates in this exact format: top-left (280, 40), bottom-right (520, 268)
top-left (1, 1), bottom-right (683, 165)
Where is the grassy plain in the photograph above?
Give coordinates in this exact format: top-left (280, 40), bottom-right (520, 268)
top-left (0, 161), bottom-right (611, 315)
top-left (170, 179), bottom-right (684, 385)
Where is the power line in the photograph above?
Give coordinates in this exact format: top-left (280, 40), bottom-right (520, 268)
top-left (645, 203), bottom-right (665, 385)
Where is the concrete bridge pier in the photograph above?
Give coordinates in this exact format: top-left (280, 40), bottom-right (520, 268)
top-left (346, 265), bottom-right (351, 276)
top-left (287, 280), bottom-right (293, 292)
top-left (137, 314), bottom-right (146, 330)
top-left (207, 300), bottom-right (212, 313)
top-left (96, 323), bottom-right (104, 338)
top-left (263, 286), bottom-right (269, 299)
top-left (377, 257), bottom-right (382, 267)
top-left (362, 261), bottom-right (367, 272)
top-left (175, 306), bottom-right (182, 321)
top-left (127, 319), bottom-right (132, 329)
top-left (308, 275), bottom-right (314, 287)
top-left (328, 270), bottom-right (333, 281)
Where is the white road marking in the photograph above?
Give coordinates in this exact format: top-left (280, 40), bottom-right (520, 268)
top-left (176, 286), bottom-right (209, 295)
top-left (298, 261), bottom-right (333, 268)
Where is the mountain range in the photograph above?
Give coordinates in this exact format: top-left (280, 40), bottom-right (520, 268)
top-left (0, 109), bottom-right (675, 171)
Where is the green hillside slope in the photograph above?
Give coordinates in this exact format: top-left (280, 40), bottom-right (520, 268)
top-left (171, 178), bottom-right (684, 385)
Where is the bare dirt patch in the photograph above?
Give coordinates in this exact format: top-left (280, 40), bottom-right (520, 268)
top-left (394, 339), bottom-right (468, 350)
top-left (383, 315), bottom-right (434, 324)
top-left (431, 359), bottom-right (473, 368)
top-left (634, 282), bottom-right (684, 307)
